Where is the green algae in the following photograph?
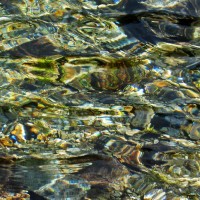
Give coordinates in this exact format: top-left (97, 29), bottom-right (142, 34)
top-left (33, 59), bottom-right (56, 69)
top-left (0, 0), bottom-right (200, 199)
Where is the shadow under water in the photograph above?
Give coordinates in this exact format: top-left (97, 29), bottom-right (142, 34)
top-left (0, 0), bottom-right (200, 199)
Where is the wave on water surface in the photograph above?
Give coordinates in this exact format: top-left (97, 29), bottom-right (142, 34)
top-left (0, 0), bottom-right (199, 199)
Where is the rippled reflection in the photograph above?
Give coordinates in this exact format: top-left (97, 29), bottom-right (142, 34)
top-left (0, 0), bottom-right (200, 199)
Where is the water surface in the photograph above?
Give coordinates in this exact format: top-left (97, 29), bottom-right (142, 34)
top-left (0, 0), bottom-right (199, 199)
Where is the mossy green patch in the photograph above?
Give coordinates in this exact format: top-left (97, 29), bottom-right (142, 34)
top-left (34, 59), bottom-right (55, 70)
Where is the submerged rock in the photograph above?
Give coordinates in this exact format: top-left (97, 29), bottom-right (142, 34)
top-left (0, 0), bottom-right (200, 199)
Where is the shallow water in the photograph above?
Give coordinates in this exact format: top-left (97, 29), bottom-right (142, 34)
top-left (0, 0), bottom-right (200, 199)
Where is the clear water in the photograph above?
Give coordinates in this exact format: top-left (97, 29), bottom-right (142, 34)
top-left (0, 0), bottom-right (199, 199)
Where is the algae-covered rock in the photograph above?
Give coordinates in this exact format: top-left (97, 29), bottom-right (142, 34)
top-left (0, 0), bottom-right (200, 199)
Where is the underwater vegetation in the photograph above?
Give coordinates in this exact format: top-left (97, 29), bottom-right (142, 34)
top-left (0, 0), bottom-right (199, 199)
